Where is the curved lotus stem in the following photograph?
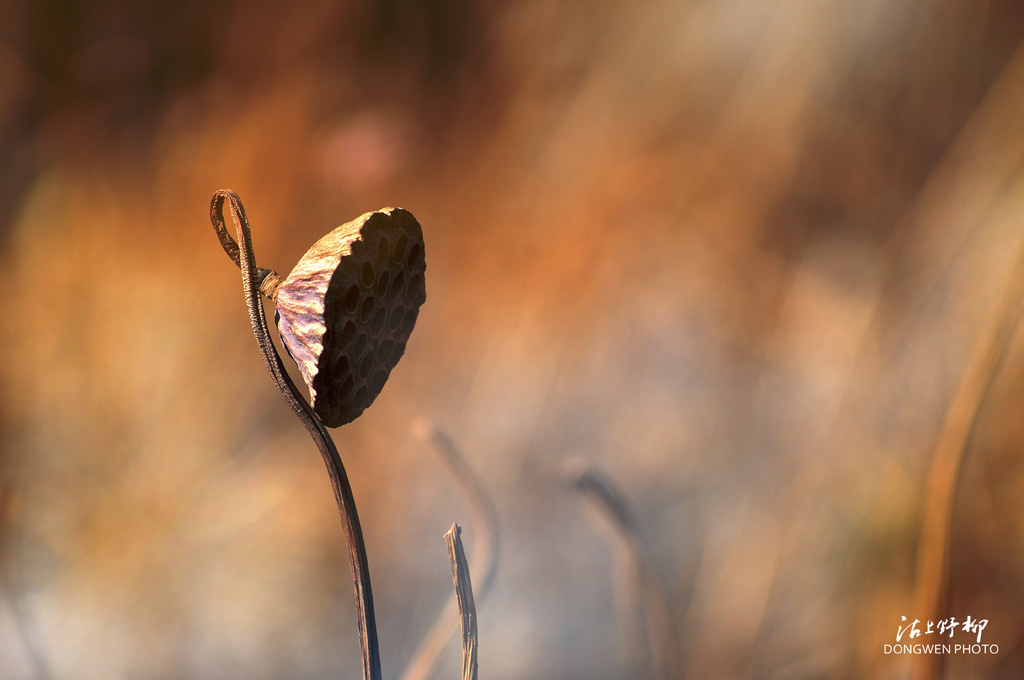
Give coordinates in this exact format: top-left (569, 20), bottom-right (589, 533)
top-left (210, 189), bottom-right (382, 680)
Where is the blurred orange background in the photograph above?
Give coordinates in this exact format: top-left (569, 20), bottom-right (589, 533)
top-left (2, 1), bottom-right (1024, 679)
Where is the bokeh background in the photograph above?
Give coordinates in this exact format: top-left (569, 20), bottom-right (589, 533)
top-left (2, 1), bottom-right (1024, 678)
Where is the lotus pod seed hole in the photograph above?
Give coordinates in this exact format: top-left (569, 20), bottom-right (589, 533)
top-left (377, 270), bottom-right (390, 298)
top-left (406, 273), bottom-right (423, 300)
top-left (379, 338), bottom-right (394, 362)
top-left (354, 385), bottom-right (368, 407)
top-left (354, 333), bottom-right (368, 358)
top-left (370, 307), bottom-right (386, 337)
top-left (393, 234), bottom-right (408, 263)
top-left (377, 237), bottom-right (389, 264)
top-left (360, 296), bottom-right (374, 322)
top-left (401, 309), bottom-right (417, 336)
top-left (361, 261), bottom-right (375, 288)
top-left (389, 306), bottom-right (405, 333)
top-left (340, 374), bottom-right (355, 399)
top-left (345, 284), bottom-right (360, 313)
top-left (390, 271), bottom-right (405, 299)
top-left (359, 353), bottom-right (374, 378)
top-left (341, 319), bottom-right (357, 346)
top-left (407, 242), bottom-right (422, 269)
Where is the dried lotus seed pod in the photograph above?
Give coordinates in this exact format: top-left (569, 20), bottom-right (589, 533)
top-left (270, 208), bottom-right (425, 427)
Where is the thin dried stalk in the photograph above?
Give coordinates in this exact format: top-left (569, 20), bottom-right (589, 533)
top-left (400, 420), bottom-right (498, 680)
top-left (445, 524), bottom-right (479, 680)
top-left (564, 461), bottom-right (683, 680)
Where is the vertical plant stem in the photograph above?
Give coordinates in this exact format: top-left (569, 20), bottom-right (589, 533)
top-left (210, 190), bottom-right (382, 680)
top-left (445, 524), bottom-right (479, 680)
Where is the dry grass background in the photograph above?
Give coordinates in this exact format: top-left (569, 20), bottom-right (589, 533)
top-left (1, 1), bottom-right (1024, 678)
